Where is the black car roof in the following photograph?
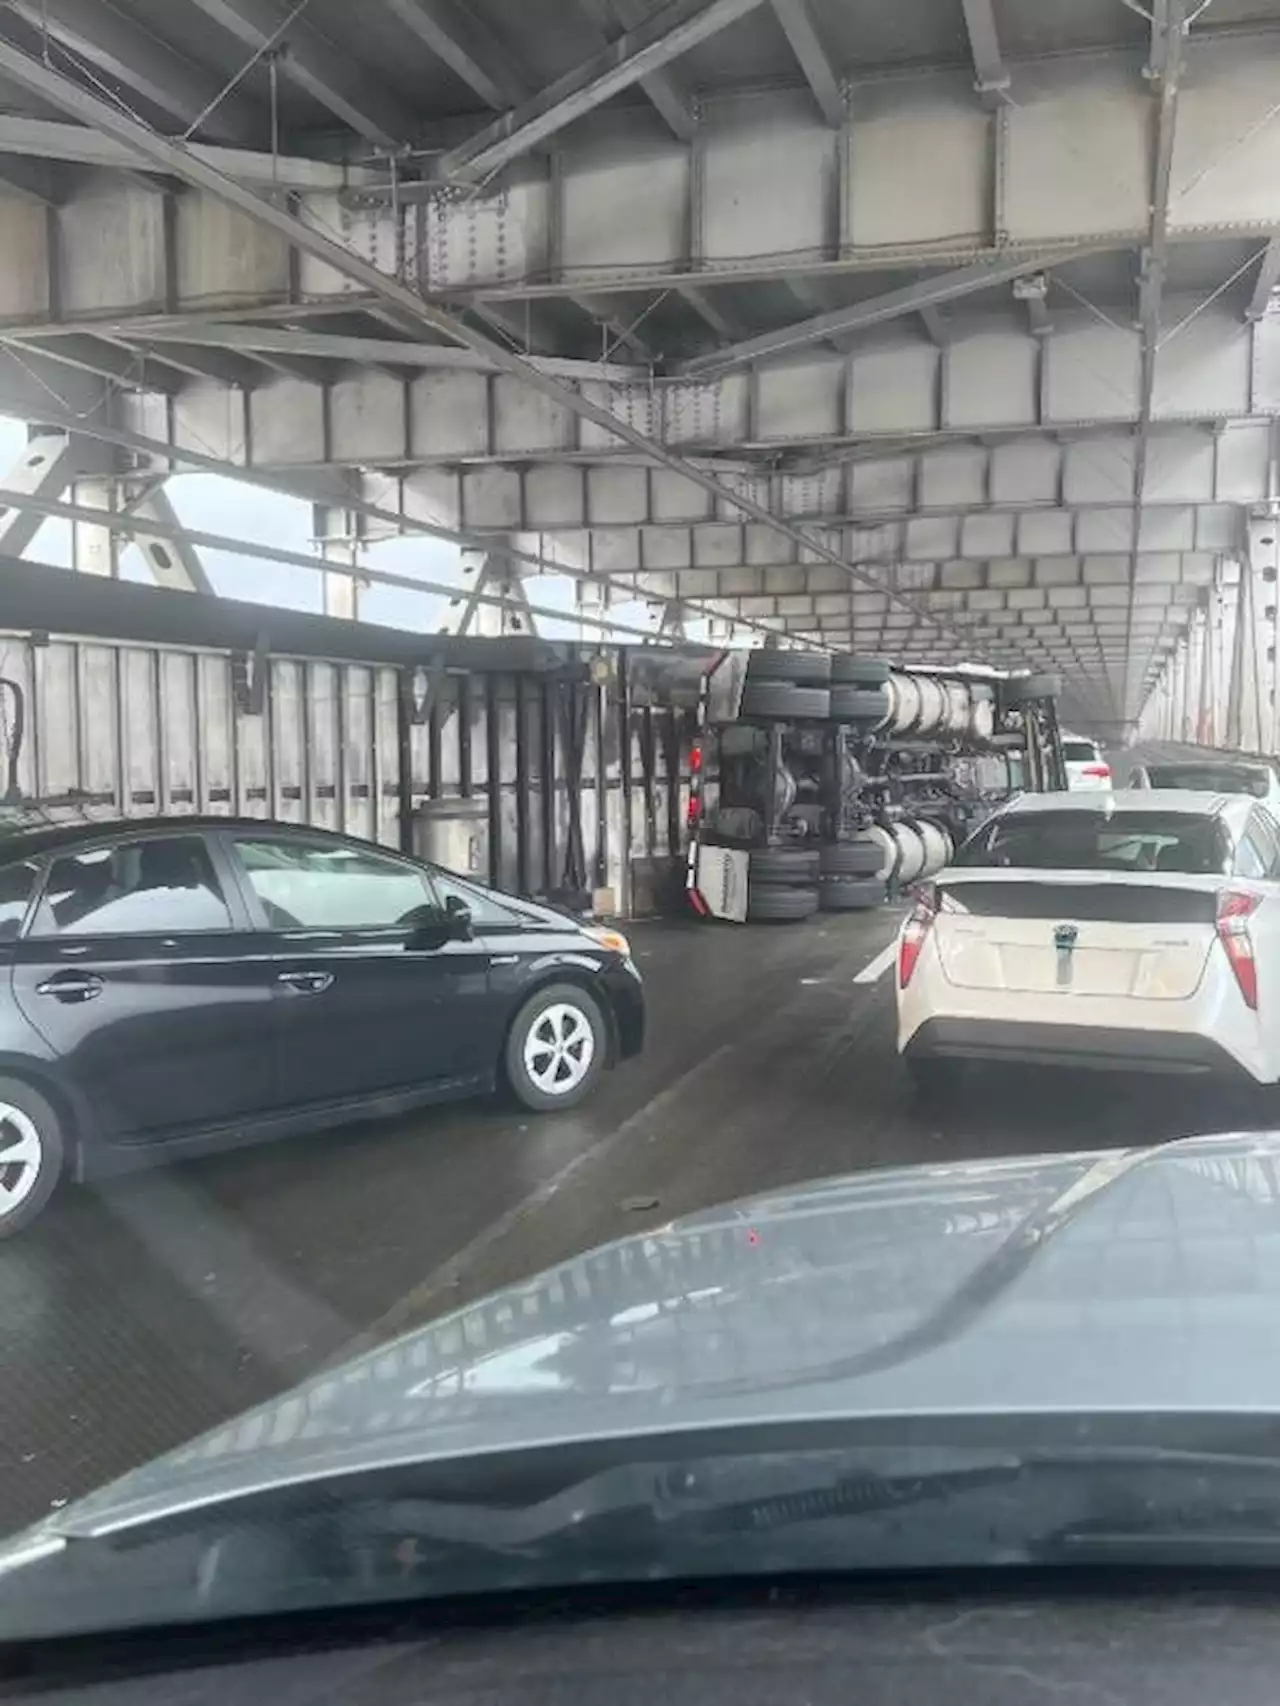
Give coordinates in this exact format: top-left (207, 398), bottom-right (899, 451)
top-left (0, 812), bottom-right (373, 864)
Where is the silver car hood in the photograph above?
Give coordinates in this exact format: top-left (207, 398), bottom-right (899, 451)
top-left (20, 1130), bottom-right (1280, 1543)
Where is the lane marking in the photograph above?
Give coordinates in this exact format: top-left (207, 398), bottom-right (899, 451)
top-left (854, 942), bottom-right (897, 984)
top-left (336, 1040), bottom-right (739, 1360)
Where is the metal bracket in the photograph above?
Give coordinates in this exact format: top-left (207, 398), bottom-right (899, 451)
top-left (405, 660), bottom-right (449, 726)
top-left (231, 630), bottom-right (269, 715)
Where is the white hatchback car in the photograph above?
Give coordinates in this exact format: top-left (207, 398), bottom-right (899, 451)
top-left (897, 790), bottom-right (1280, 1089)
top-left (1127, 755), bottom-right (1280, 812)
top-left (1061, 734), bottom-right (1112, 792)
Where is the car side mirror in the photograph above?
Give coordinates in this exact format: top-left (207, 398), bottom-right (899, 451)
top-left (444, 895), bottom-right (473, 940)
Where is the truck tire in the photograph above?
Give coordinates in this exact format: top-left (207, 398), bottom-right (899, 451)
top-left (819, 876), bottom-right (887, 911)
top-left (820, 841), bottom-right (883, 877)
top-left (747, 882), bottom-right (819, 921)
top-left (740, 682), bottom-right (831, 721)
top-left (719, 724), bottom-right (770, 759)
top-left (747, 650), bottom-right (831, 686)
top-left (829, 685), bottom-right (891, 726)
top-left (750, 848), bottom-right (820, 886)
top-left (831, 655), bottom-right (891, 686)
top-left (1005, 672), bottom-right (1061, 705)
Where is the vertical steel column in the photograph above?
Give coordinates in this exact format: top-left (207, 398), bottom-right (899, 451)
top-left (616, 650), bottom-right (633, 917)
top-left (70, 478), bottom-right (119, 578)
top-left (485, 674), bottom-right (503, 887)
top-left (457, 674), bottom-right (474, 798)
top-left (1226, 554), bottom-right (1248, 749)
top-left (313, 505), bottom-right (367, 621)
top-left (1242, 521), bottom-right (1280, 752)
top-left (514, 673), bottom-right (531, 894)
top-left (539, 678), bottom-right (557, 897)
top-left (1189, 601), bottom-right (1208, 746)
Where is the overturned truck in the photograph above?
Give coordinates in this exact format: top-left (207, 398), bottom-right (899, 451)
top-left (686, 650), bottom-right (1065, 923)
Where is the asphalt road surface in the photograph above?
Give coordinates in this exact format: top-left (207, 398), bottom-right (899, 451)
top-left (4, 907), bottom-right (1279, 1536)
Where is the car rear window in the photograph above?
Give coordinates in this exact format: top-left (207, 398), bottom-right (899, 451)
top-left (1147, 764), bottom-right (1271, 797)
top-left (1062, 741), bottom-right (1100, 762)
top-left (954, 810), bottom-right (1231, 875)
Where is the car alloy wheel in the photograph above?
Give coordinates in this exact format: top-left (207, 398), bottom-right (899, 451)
top-left (523, 1002), bottom-right (597, 1097)
top-left (0, 1102), bottom-right (45, 1222)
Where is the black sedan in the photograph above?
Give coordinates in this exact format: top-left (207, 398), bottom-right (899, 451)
top-left (0, 816), bottom-right (645, 1236)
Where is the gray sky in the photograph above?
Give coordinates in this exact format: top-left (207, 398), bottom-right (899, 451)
top-left (0, 416), bottom-right (671, 642)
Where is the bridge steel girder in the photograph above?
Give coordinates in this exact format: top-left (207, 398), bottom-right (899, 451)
top-left (0, 32), bottom-right (970, 651)
top-left (5, 34), bottom-right (1280, 718)
top-left (0, 45), bottom-right (1273, 334)
top-left (62, 322), bottom-right (1280, 475)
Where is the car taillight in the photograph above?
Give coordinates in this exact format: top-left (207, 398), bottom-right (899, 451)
top-left (898, 883), bottom-right (939, 989)
top-left (1217, 888), bottom-right (1261, 1010)
top-left (1081, 764), bottom-right (1111, 778)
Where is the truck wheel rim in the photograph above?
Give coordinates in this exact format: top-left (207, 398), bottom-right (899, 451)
top-left (0, 1105), bottom-right (42, 1217)
top-left (524, 1004), bottom-right (595, 1095)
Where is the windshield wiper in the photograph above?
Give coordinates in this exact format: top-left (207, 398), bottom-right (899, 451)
top-left (9, 1444), bottom-right (1280, 1644)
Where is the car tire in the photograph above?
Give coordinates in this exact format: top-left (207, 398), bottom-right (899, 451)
top-left (750, 848), bottom-right (820, 886)
top-left (505, 983), bottom-right (609, 1112)
top-left (740, 682), bottom-right (831, 721)
top-left (830, 655), bottom-right (892, 687)
top-left (0, 1077), bottom-right (65, 1239)
top-left (818, 876), bottom-right (887, 911)
top-left (829, 685), bottom-right (892, 727)
top-left (747, 882), bottom-right (819, 921)
top-left (820, 841), bottom-right (884, 878)
top-left (746, 650), bottom-right (831, 686)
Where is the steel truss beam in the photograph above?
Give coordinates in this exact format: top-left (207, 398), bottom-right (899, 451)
top-left (7, 0), bottom-right (263, 144)
top-left (0, 371), bottom-right (797, 647)
top-left (678, 248), bottom-right (1115, 376)
top-left (0, 486), bottom-right (687, 643)
top-left (382, 0), bottom-right (528, 110)
top-left (103, 321), bottom-right (643, 383)
top-left (769, 0), bottom-right (843, 127)
top-left (959, 0), bottom-right (1009, 108)
top-left (128, 486), bottom-right (214, 593)
top-left (1247, 237), bottom-right (1280, 322)
top-left (440, 0), bottom-right (769, 181)
top-left (574, 0), bottom-right (697, 141)
top-left (0, 116), bottom-right (383, 190)
top-left (0, 425), bottom-right (105, 556)
top-left (0, 33), bottom-right (959, 649)
top-left (9, 335), bottom-right (189, 394)
top-left (186, 0), bottom-right (415, 150)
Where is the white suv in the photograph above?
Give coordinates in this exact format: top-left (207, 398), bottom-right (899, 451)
top-left (1062, 735), bottom-right (1112, 792)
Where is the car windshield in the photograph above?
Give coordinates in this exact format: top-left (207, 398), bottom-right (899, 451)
top-left (1061, 741), bottom-right (1100, 763)
top-left (1146, 764), bottom-right (1272, 797)
top-left (953, 810), bottom-right (1232, 874)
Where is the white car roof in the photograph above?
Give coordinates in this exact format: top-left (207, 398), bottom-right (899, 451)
top-left (1001, 789), bottom-right (1256, 827)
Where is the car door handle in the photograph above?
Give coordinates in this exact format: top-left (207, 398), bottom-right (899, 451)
top-left (35, 973), bottom-right (105, 1003)
top-left (276, 970), bottom-right (335, 995)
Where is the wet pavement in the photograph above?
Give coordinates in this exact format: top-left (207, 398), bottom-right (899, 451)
top-left (3, 907), bottom-right (1279, 1536)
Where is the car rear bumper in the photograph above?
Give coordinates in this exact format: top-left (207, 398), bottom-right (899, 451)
top-left (897, 934), bottom-right (1272, 1083)
top-left (902, 1016), bottom-right (1248, 1078)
